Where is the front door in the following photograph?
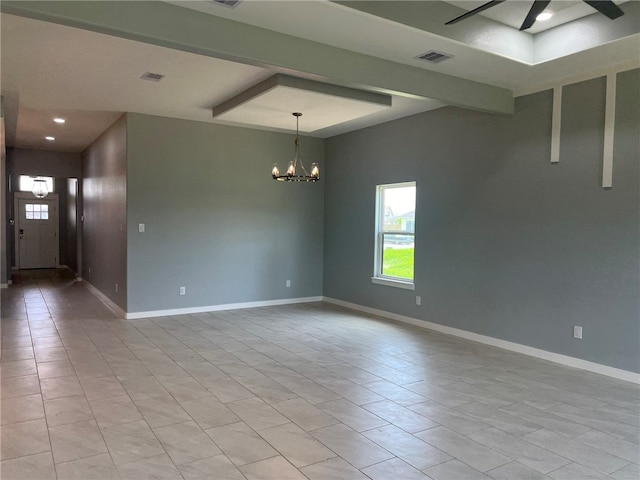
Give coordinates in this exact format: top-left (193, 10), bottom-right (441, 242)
top-left (15, 195), bottom-right (59, 269)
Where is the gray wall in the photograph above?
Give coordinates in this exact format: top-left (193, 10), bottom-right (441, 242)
top-left (9, 148), bottom-right (81, 178)
top-left (1, 151), bottom-right (5, 285)
top-left (54, 178), bottom-right (69, 267)
top-left (126, 113), bottom-right (324, 313)
top-left (82, 116), bottom-right (127, 309)
top-left (324, 69), bottom-right (639, 373)
top-left (6, 148), bottom-right (81, 270)
top-left (1, 97), bottom-right (6, 285)
top-left (66, 178), bottom-right (79, 273)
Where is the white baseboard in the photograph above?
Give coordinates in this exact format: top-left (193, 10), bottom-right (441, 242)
top-left (0, 283), bottom-right (7, 289)
top-left (83, 281), bottom-right (127, 318)
top-left (323, 297), bottom-right (640, 384)
top-left (126, 296), bottom-right (324, 320)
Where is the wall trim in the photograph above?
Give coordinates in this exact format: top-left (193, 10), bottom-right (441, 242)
top-left (550, 85), bottom-right (562, 164)
top-left (83, 281), bottom-right (127, 318)
top-left (125, 296), bottom-right (324, 320)
top-left (602, 72), bottom-right (616, 188)
top-left (0, 283), bottom-right (8, 289)
top-left (323, 297), bottom-right (640, 384)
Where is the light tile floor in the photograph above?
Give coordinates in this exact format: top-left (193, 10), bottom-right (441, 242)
top-left (1, 269), bottom-right (638, 479)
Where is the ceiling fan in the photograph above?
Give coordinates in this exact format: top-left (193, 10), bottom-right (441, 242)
top-left (445, 0), bottom-right (625, 31)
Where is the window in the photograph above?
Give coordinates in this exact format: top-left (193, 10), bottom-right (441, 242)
top-left (25, 204), bottom-right (49, 220)
top-left (372, 182), bottom-right (416, 290)
top-left (19, 175), bottom-right (54, 194)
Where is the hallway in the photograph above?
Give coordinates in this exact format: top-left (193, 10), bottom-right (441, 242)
top-left (1, 269), bottom-right (638, 479)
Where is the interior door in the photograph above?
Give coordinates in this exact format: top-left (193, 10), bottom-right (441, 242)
top-left (16, 197), bottom-right (58, 269)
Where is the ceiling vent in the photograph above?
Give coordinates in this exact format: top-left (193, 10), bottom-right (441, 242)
top-left (416, 50), bottom-right (454, 64)
top-left (211, 0), bottom-right (241, 8)
top-left (141, 72), bottom-right (165, 82)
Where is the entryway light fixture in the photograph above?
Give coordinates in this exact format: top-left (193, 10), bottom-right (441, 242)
top-left (32, 177), bottom-right (49, 199)
top-left (271, 113), bottom-right (319, 182)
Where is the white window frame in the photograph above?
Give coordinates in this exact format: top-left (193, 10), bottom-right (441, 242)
top-left (372, 181), bottom-right (416, 290)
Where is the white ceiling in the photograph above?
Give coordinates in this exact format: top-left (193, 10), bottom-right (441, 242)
top-left (0, 13), bottom-right (272, 152)
top-left (1, 0), bottom-right (638, 153)
top-left (215, 85), bottom-right (392, 133)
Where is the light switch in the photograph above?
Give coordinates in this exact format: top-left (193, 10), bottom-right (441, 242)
top-left (138, 223), bottom-right (145, 233)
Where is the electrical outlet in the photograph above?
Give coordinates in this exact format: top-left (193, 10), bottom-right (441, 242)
top-left (139, 223), bottom-right (145, 233)
top-left (286, 280), bottom-right (291, 288)
top-left (573, 325), bottom-right (583, 339)
top-left (179, 286), bottom-right (186, 296)
top-left (416, 296), bottom-right (421, 306)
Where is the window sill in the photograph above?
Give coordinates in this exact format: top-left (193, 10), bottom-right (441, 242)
top-left (371, 277), bottom-right (415, 290)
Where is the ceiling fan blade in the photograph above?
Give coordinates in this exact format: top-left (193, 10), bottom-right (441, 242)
top-left (445, 0), bottom-right (506, 25)
top-left (520, 0), bottom-right (552, 30)
top-left (583, 1), bottom-right (624, 19)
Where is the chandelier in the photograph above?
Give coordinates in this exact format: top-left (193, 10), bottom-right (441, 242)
top-left (32, 177), bottom-right (49, 199)
top-left (271, 113), bottom-right (319, 182)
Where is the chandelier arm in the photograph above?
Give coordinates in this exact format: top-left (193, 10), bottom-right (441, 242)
top-left (297, 141), bottom-right (311, 176)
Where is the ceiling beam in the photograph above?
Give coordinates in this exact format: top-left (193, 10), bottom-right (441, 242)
top-left (1, 1), bottom-right (513, 114)
top-left (211, 74), bottom-right (392, 119)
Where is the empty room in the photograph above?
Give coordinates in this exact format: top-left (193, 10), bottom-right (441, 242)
top-left (0, 1), bottom-right (638, 479)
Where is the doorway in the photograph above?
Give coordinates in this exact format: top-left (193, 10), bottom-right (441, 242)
top-left (14, 192), bottom-right (59, 269)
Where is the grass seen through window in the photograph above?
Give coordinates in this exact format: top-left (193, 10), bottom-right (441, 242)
top-left (382, 247), bottom-right (414, 279)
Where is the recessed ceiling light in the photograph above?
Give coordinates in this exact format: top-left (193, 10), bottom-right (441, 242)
top-left (536, 12), bottom-right (553, 21)
top-left (53, 118), bottom-right (66, 124)
top-left (45, 136), bottom-right (55, 141)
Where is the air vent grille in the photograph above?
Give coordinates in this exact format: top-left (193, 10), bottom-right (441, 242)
top-left (416, 50), bottom-right (454, 64)
top-left (212, 0), bottom-right (241, 8)
top-left (141, 72), bottom-right (165, 82)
